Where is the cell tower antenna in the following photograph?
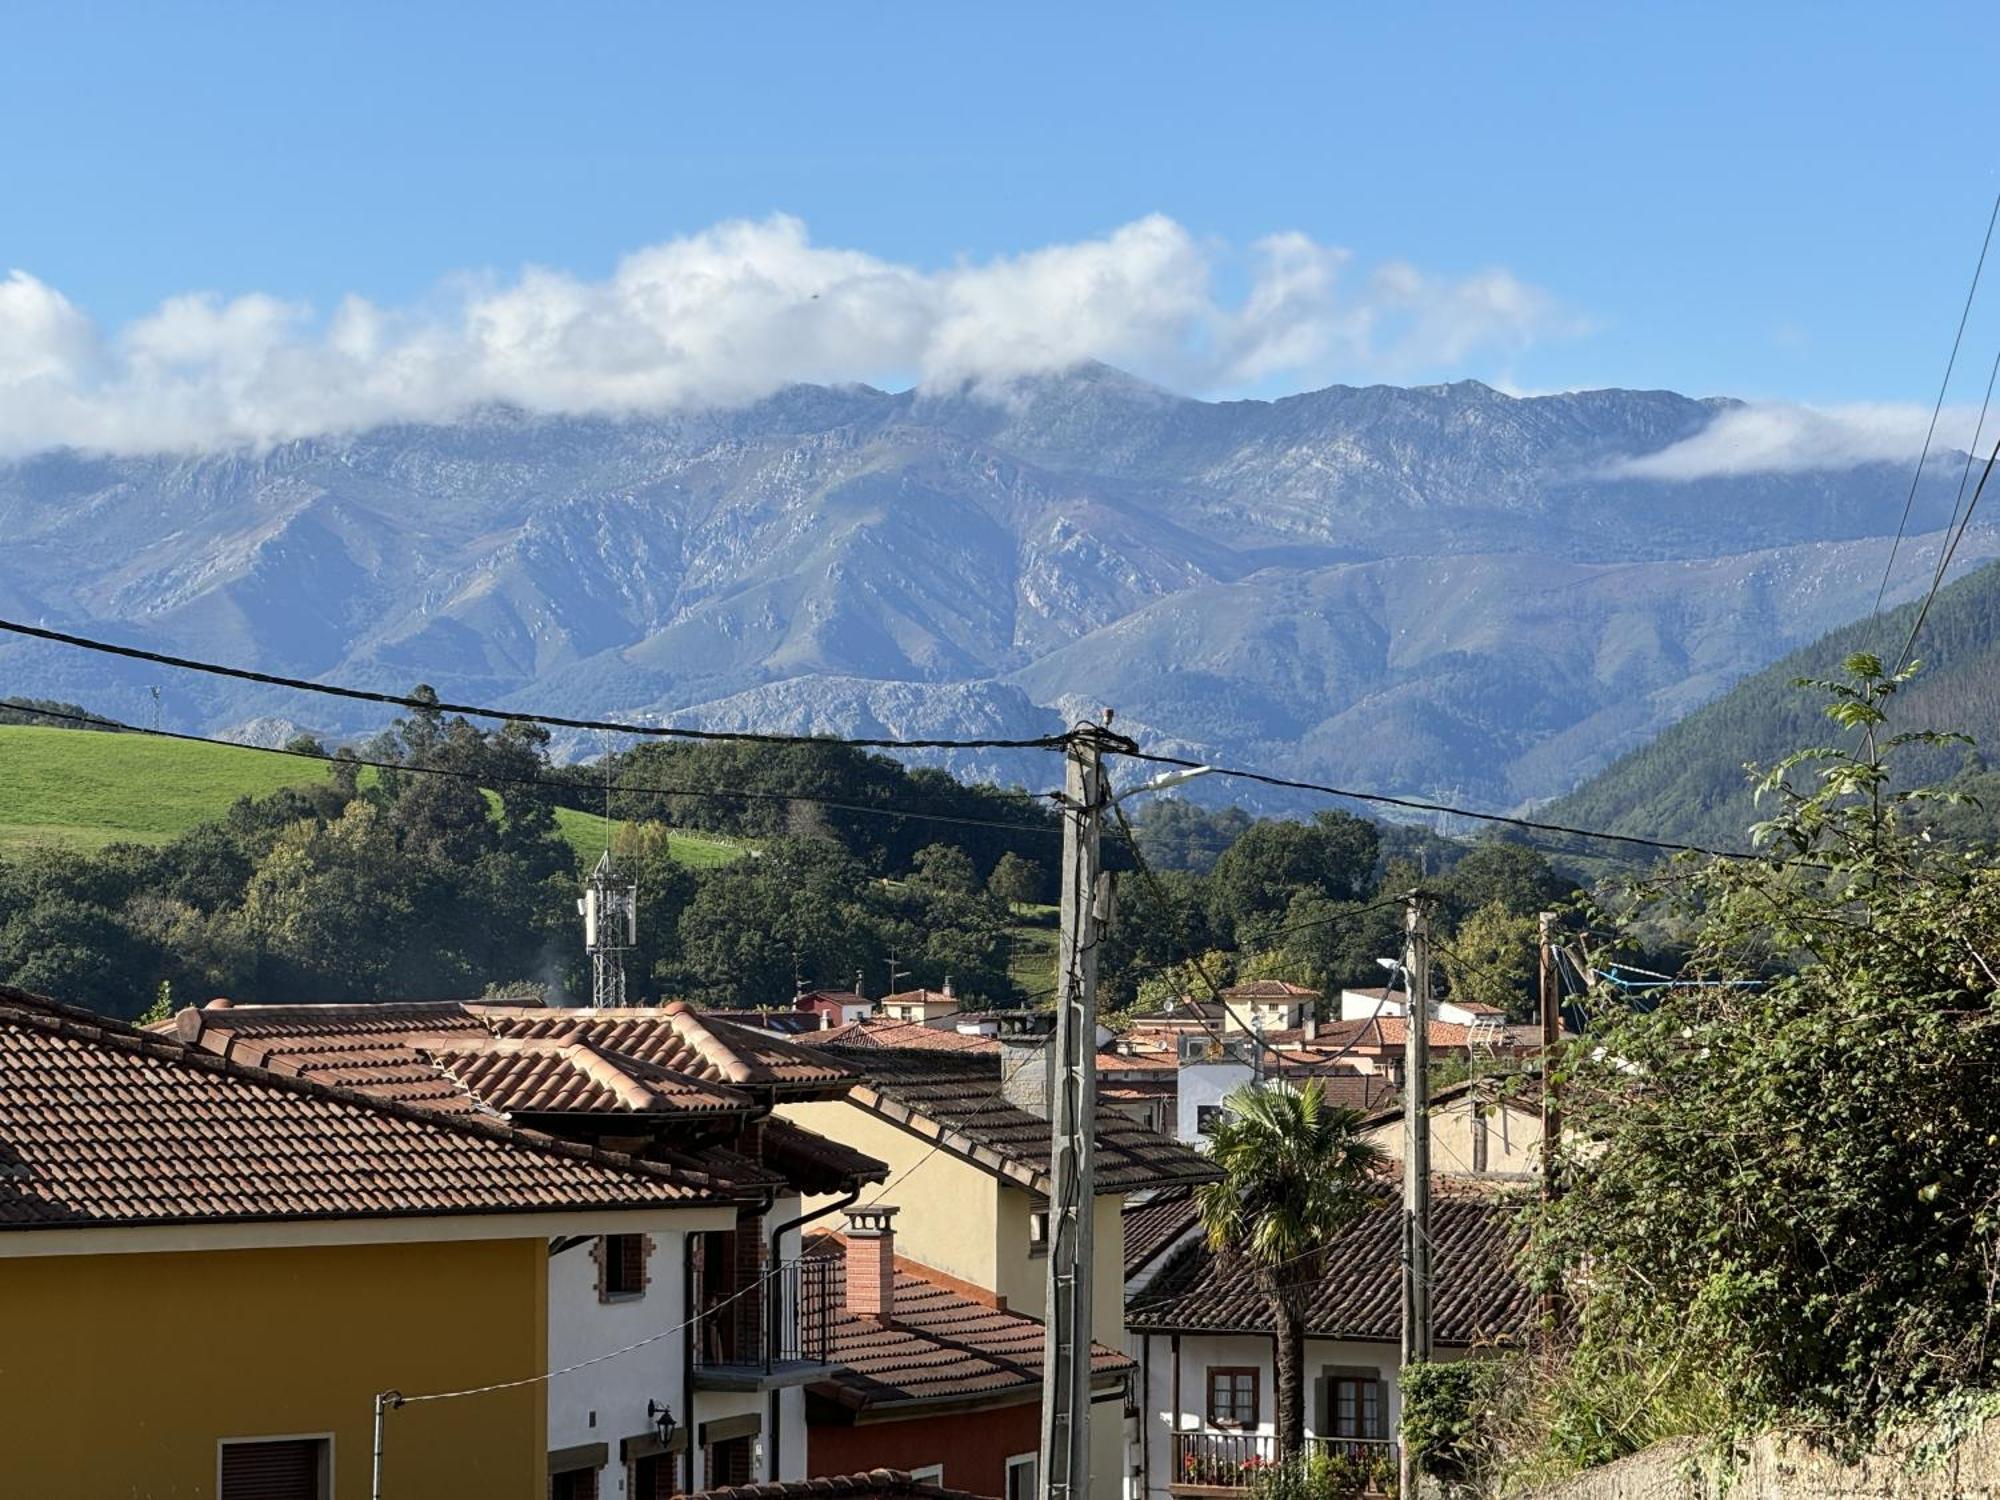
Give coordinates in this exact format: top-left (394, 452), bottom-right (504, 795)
top-left (579, 736), bottom-right (635, 1009)
top-left (579, 849), bottom-right (637, 1010)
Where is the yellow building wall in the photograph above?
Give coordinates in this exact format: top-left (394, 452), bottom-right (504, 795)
top-left (780, 1098), bottom-right (1008, 1292)
top-left (781, 1099), bottom-right (1135, 1495)
top-left (0, 1236), bottom-right (548, 1499)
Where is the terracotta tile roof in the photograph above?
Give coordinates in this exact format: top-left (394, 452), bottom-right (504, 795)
top-left (813, 1017), bottom-right (999, 1054)
top-left (673, 1470), bottom-right (994, 1500)
top-left (171, 1000), bottom-right (490, 1113)
top-left (168, 999), bottom-right (886, 1194)
top-left (803, 1235), bottom-right (1130, 1411)
top-left (478, 1003), bottom-right (859, 1092)
top-left (1313, 1015), bottom-right (1486, 1050)
top-left (0, 986), bottom-right (730, 1230)
top-left (880, 988), bottom-right (959, 1007)
top-left (1123, 1189), bottom-right (1201, 1276)
top-left (825, 1049), bottom-right (1221, 1196)
top-left (760, 1117), bottom-right (890, 1194)
top-left (1127, 1189), bottom-right (1534, 1347)
top-left (424, 1038), bottom-right (752, 1117)
top-left (1223, 981), bottom-right (1321, 1000)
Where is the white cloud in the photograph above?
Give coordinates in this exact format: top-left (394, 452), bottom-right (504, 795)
top-left (0, 214), bottom-right (1579, 457)
top-left (1612, 401), bottom-right (1987, 480)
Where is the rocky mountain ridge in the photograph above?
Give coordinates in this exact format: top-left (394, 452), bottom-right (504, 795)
top-left (0, 366), bottom-right (1980, 809)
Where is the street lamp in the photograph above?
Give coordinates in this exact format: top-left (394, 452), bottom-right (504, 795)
top-left (647, 1400), bottom-right (677, 1449)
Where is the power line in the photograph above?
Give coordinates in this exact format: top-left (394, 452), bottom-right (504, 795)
top-left (393, 1254), bottom-right (788, 1405)
top-left (1872, 190), bottom-right (2000, 622)
top-left (7, 618), bottom-right (1840, 866)
top-left (0, 616), bottom-right (1070, 754)
top-left (1895, 436), bottom-right (2000, 675)
top-left (8, 702), bottom-right (1064, 840)
top-left (1108, 748), bottom-right (1768, 862)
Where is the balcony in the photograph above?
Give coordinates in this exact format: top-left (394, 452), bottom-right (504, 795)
top-left (691, 1254), bottom-right (836, 1391)
top-left (1170, 1432), bottom-right (1397, 1495)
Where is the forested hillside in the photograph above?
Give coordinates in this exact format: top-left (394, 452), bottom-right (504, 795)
top-left (1548, 557), bottom-right (2000, 849)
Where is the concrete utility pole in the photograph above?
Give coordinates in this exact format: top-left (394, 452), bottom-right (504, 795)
top-left (1538, 911), bottom-right (1561, 1204)
top-left (1040, 718), bottom-right (1130, 1500)
top-left (1398, 896), bottom-right (1433, 1500)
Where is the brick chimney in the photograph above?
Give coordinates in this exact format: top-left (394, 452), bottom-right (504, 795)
top-left (996, 1011), bottom-right (1054, 1118)
top-left (844, 1206), bottom-right (899, 1322)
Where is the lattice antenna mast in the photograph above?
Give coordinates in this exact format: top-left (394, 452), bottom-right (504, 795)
top-left (580, 848), bottom-right (637, 1010)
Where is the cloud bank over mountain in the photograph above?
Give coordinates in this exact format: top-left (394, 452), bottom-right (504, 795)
top-left (1609, 399), bottom-right (1987, 480)
top-left (0, 215), bottom-right (1582, 456)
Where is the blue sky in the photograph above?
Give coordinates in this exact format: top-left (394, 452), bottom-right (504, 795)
top-left (4, 1), bottom-right (1999, 454)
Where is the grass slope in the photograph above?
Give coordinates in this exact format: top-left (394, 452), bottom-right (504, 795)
top-left (0, 725), bottom-right (745, 866)
top-left (1547, 557), bottom-right (2000, 850)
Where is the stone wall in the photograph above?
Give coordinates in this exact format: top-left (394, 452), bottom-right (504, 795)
top-left (1518, 1416), bottom-right (2000, 1500)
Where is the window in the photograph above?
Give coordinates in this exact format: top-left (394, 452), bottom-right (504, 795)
top-left (220, 1438), bottom-right (329, 1500)
top-left (1005, 1454), bottom-right (1037, 1500)
top-left (1196, 1104), bottom-right (1227, 1137)
top-left (598, 1233), bottom-right (648, 1301)
top-left (910, 1465), bottom-right (945, 1484)
top-left (1029, 1210), bottom-right (1050, 1255)
top-left (708, 1436), bottom-right (754, 1488)
top-left (1206, 1366), bottom-right (1259, 1428)
top-left (550, 1468), bottom-right (599, 1500)
top-left (632, 1453), bottom-right (674, 1500)
top-left (1329, 1376), bottom-right (1383, 1439)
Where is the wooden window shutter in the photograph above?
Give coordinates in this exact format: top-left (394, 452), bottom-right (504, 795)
top-left (221, 1439), bottom-right (322, 1500)
top-left (620, 1233), bottom-right (645, 1289)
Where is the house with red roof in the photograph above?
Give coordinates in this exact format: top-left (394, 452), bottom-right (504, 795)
top-left (0, 985), bottom-right (744, 1500)
top-left (779, 1018), bottom-right (1224, 1499)
top-left (1122, 1183), bottom-right (1533, 1500)
top-left (796, 1207), bottom-right (1131, 1500)
top-left (169, 996), bottom-right (890, 1499)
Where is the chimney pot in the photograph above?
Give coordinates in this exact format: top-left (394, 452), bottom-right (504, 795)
top-left (844, 1206), bottom-right (899, 1322)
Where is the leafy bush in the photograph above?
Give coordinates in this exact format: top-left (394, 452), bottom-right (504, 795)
top-left (1402, 1360), bottom-right (1505, 1489)
top-left (1526, 656), bottom-right (2000, 1449)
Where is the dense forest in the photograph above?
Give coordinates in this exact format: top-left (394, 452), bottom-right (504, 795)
top-left (1549, 557), bottom-right (2000, 851)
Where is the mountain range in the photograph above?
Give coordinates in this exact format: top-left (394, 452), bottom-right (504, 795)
top-left (1548, 555), bottom-right (2000, 850)
top-left (0, 364), bottom-right (1987, 812)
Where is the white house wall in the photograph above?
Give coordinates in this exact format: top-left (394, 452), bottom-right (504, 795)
top-left (1135, 1331), bottom-right (1458, 1500)
top-left (548, 1228), bottom-right (690, 1497)
top-left (543, 1213), bottom-right (813, 1496)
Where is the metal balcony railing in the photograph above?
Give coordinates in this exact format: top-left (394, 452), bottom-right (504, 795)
top-left (1170, 1432), bottom-right (1397, 1491)
top-left (693, 1255), bottom-right (836, 1375)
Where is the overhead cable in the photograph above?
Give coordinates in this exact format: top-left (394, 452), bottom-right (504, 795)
top-left (0, 617), bottom-right (1070, 753)
top-left (1107, 748), bottom-right (1768, 862)
top-left (1872, 189), bottom-right (2000, 621)
top-left (8, 702), bottom-right (1062, 839)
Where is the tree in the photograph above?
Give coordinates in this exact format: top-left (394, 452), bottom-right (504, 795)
top-left (1527, 654), bottom-right (2000, 1450)
top-left (909, 843), bottom-right (980, 896)
top-left (1439, 900), bottom-right (1537, 1020)
top-left (1133, 798), bottom-right (1255, 873)
top-left (1196, 1079), bottom-right (1386, 1456)
top-left (987, 850), bottom-right (1043, 907)
top-left (1207, 811), bottom-right (1380, 942)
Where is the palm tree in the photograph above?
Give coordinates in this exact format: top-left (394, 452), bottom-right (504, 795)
top-left (1195, 1077), bottom-right (1387, 1457)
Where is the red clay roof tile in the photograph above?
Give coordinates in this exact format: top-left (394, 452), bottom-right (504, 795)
top-left (0, 986), bottom-right (730, 1230)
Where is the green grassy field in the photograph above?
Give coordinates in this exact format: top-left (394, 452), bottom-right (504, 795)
top-left (1006, 901), bottom-right (1059, 996)
top-left (0, 724), bottom-right (746, 867)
